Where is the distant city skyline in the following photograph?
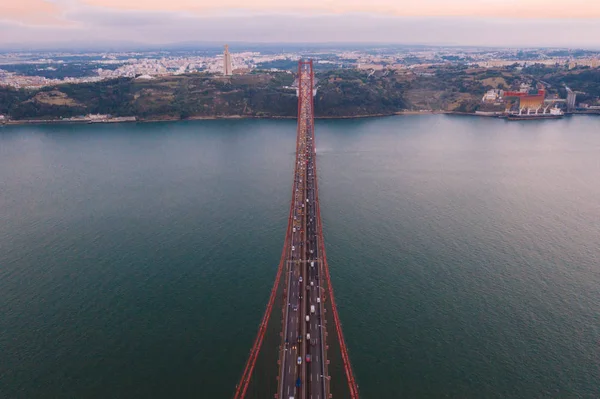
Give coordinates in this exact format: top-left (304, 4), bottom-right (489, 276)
top-left (2, 0), bottom-right (600, 48)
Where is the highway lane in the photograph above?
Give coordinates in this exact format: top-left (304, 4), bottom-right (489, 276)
top-left (278, 62), bottom-right (327, 399)
top-left (280, 124), bottom-right (308, 399)
top-left (305, 128), bottom-right (327, 399)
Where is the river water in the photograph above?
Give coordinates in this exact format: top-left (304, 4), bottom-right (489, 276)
top-left (1, 115), bottom-right (599, 398)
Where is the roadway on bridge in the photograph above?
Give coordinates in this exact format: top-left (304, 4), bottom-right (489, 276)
top-left (233, 59), bottom-right (359, 399)
top-left (279, 62), bottom-right (327, 399)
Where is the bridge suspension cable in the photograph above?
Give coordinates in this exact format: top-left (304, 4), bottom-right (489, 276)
top-left (232, 184), bottom-right (296, 399)
top-left (308, 67), bottom-right (360, 399)
top-left (232, 63), bottom-right (307, 399)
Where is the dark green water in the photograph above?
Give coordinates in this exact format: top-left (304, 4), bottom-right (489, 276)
top-left (1, 115), bottom-right (599, 398)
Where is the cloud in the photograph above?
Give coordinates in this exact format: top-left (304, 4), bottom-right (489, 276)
top-left (0, 0), bottom-right (66, 25)
top-left (78, 0), bottom-right (600, 19)
top-left (3, 0), bottom-right (600, 36)
top-left (64, 7), bottom-right (184, 27)
top-left (2, 4), bottom-right (600, 48)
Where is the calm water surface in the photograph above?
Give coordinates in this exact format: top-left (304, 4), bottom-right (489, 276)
top-left (1, 116), bottom-right (599, 398)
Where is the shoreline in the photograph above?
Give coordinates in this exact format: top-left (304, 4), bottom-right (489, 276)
top-left (3, 110), bottom-right (598, 127)
top-left (3, 113), bottom-right (420, 126)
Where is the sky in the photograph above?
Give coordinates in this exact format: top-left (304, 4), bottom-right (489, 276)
top-left (2, 0), bottom-right (600, 49)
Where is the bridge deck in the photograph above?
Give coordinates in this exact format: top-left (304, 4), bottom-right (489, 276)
top-left (233, 60), bottom-right (358, 399)
top-left (277, 60), bottom-right (328, 399)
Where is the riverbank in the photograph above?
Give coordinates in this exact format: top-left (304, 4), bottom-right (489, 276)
top-left (3, 109), bottom-right (598, 127)
top-left (3, 110), bottom-right (443, 126)
top-left (5, 116), bottom-right (137, 126)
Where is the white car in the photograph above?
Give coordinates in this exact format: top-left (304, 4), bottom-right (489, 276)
top-left (299, 276), bottom-right (303, 283)
top-left (297, 356), bottom-right (302, 365)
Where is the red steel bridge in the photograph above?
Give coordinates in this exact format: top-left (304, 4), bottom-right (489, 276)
top-left (233, 60), bottom-right (359, 399)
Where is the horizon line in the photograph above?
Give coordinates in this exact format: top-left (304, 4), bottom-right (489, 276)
top-left (3, 41), bottom-right (600, 52)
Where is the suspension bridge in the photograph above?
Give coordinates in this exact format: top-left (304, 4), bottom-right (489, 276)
top-left (232, 60), bottom-right (359, 399)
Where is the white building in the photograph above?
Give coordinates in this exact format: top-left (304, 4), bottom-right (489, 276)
top-left (482, 89), bottom-right (499, 102)
top-left (519, 83), bottom-right (532, 93)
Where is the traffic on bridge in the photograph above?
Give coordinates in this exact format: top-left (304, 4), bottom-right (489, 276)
top-left (233, 60), bottom-right (359, 399)
top-left (278, 60), bottom-right (327, 399)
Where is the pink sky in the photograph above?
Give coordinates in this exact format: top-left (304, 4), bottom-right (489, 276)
top-left (2, 0), bottom-right (600, 47)
top-left (78, 0), bottom-right (600, 18)
top-left (4, 0), bottom-right (600, 25)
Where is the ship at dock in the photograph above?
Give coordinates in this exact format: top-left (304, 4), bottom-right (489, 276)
top-left (506, 106), bottom-right (564, 121)
top-left (501, 86), bottom-right (566, 121)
